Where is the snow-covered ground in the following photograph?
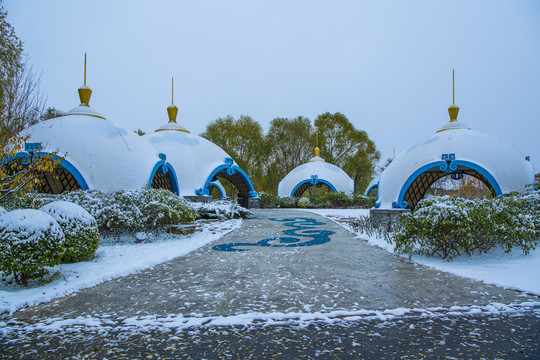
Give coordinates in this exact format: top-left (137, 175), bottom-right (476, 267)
top-left (1, 207), bottom-right (538, 318)
top-left (305, 209), bottom-right (540, 296)
top-left (0, 220), bottom-right (242, 314)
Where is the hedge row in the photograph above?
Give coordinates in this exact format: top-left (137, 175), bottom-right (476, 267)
top-left (6, 189), bottom-right (198, 237)
top-left (259, 192), bottom-right (375, 209)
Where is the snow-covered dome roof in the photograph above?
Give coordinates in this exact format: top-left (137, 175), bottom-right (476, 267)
top-left (146, 81), bottom-right (257, 198)
top-left (21, 84), bottom-right (159, 192)
top-left (278, 147), bottom-right (354, 197)
top-left (146, 130), bottom-right (235, 196)
top-left (377, 102), bottom-right (535, 210)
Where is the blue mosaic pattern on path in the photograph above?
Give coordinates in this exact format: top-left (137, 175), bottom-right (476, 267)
top-left (213, 217), bottom-right (335, 252)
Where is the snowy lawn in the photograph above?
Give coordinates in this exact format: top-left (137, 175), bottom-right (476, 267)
top-left (0, 219), bottom-right (242, 314)
top-left (304, 209), bottom-right (540, 296)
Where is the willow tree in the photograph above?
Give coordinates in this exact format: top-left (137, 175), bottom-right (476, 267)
top-left (263, 116), bottom-right (314, 193)
top-left (315, 112), bottom-right (379, 193)
top-left (201, 115), bottom-right (266, 191)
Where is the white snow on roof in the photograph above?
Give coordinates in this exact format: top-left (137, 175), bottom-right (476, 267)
top-left (278, 161), bottom-right (354, 197)
top-left (65, 105), bottom-right (106, 120)
top-left (21, 114), bottom-right (159, 192)
top-left (377, 126), bottom-right (535, 209)
top-left (145, 130), bottom-right (233, 196)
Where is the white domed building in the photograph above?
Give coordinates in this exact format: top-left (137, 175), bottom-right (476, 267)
top-left (145, 80), bottom-right (259, 207)
top-left (375, 97), bottom-right (535, 211)
top-left (18, 76), bottom-right (160, 194)
top-left (11, 63), bottom-right (259, 207)
top-left (278, 146), bottom-right (354, 197)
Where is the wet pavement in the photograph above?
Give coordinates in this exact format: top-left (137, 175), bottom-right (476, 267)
top-left (1, 209), bottom-right (539, 359)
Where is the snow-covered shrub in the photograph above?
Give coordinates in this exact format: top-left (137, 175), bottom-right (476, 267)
top-left (298, 197), bottom-right (310, 208)
top-left (309, 192), bottom-right (375, 209)
top-left (190, 200), bottom-right (251, 219)
top-left (0, 207), bottom-right (6, 215)
top-left (393, 195), bottom-right (538, 261)
top-left (259, 192), bottom-right (280, 209)
top-left (9, 189), bottom-right (197, 237)
top-left (136, 189), bottom-right (198, 228)
top-left (280, 196), bottom-right (297, 208)
top-left (39, 201), bottom-right (100, 263)
top-left (0, 209), bottom-right (65, 285)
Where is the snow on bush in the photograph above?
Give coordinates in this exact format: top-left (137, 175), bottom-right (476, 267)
top-left (280, 196), bottom-right (296, 208)
top-left (9, 189), bottom-right (198, 237)
top-left (0, 209), bottom-right (65, 285)
top-left (393, 194), bottom-right (539, 261)
top-left (190, 200), bottom-right (251, 219)
top-left (0, 206), bottom-right (6, 215)
top-left (298, 197), bottom-right (310, 208)
top-left (39, 201), bottom-right (100, 263)
top-left (259, 192), bottom-right (375, 209)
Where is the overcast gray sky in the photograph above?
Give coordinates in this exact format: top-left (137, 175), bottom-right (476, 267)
top-left (5, 0), bottom-right (540, 172)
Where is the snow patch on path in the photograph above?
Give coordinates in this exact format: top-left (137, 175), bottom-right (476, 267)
top-left (2, 301), bottom-right (538, 336)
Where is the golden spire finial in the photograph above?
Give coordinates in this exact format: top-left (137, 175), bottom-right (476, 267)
top-left (167, 76), bottom-right (178, 123)
top-left (448, 69), bottom-right (459, 122)
top-left (314, 133), bottom-right (320, 157)
top-left (78, 52), bottom-right (92, 107)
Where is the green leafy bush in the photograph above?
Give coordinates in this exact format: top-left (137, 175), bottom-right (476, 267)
top-left (280, 196), bottom-right (297, 208)
top-left (298, 197), bottom-right (310, 208)
top-left (0, 209), bottom-right (65, 285)
top-left (39, 201), bottom-right (100, 263)
top-left (7, 189), bottom-right (197, 237)
top-left (259, 192), bottom-right (281, 209)
top-left (393, 194), bottom-right (539, 260)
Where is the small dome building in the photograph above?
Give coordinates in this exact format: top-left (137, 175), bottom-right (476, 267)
top-left (144, 79), bottom-right (259, 207)
top-left (376, 80), bottom-right (535, 211)
top-left (278, 145), bottom-right (354, 197)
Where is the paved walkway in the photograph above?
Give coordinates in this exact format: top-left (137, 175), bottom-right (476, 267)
top-left (1, 209), bottom-right (539, 358)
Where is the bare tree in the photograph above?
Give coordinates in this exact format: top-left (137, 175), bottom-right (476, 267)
top-left (1, 56), bottom-right (45, 137)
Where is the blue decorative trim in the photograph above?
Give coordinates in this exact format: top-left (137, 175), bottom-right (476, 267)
top-left (365, 183), bottom-right (379, 197)
top-left (442, 153), bottom-right (455, 162)
top-left (451, 173), bottom-right (464, 180)
top-left (198, 158), bottom-right (258, 197)
top-left (392, 200), bottom-right (408, 209)
top-left (9, 151), bottom-right (89, 190)
top-left (395, 158), bottom-right (503, 208)
top-left (526, 156), bottom-right (530, 162)
top-left (290, 177), bottom-right (337, 197)
top-left (147, 155), bottom-right (179, 195)
top-left (375, 200), bottom-right (381, 208)
top-left (394, 160), bottom-right (448, 208)
top-left (440, 153), bottom-right (457, 173)
top-left (451, 160), bottom-right (502, 196)
top-left (24, 142), bottom-right (42, 153)
top-left (208, 182), bottom-right (227, 199)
